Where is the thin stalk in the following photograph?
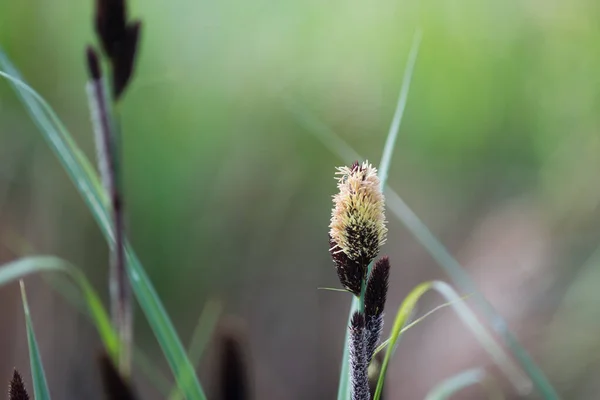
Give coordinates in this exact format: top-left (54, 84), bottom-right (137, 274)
top-left (378, 29), bottom-right (422, 187)
top-left (87, 60), bottom-right (132, 375)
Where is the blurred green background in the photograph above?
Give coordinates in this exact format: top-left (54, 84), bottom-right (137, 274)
top-left (1, 0), bottom-right (600, 398)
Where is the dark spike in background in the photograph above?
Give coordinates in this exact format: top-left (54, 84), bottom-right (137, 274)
top-left (218, 330), bottom-right (250, 400)
top-left (110, 21), bottom-right (141, 99)
top-left (93, 0), bottom-right (141, 99)
top-left (8, 370), bottom-right (29, 400)
top-left (95, 0), bottom-right (127, 57)
top-left (98, 353), bottom-right (137, 400)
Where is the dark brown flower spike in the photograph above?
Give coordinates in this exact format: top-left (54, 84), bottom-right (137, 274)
top-left (349, 312), bottom-right (370, 400)
top-left (218, 330), bottom-right (250, 400)
top-left (8, 370), bottom-right (29, 400)
top-left (98, 353), bottom-right (137, 400)
top-left (330, 235), bottom-right (364, 296)
top-left (93, 0), bottom-right (142, 99)
top-left (364, 256), bottom-right (390, 364)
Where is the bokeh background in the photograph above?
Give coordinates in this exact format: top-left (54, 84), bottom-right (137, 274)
top-left (1, 0), bottom-right (600, 399)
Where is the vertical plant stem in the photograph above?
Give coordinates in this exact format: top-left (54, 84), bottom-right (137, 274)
top-left (87, 72), bottom-right (132, 375)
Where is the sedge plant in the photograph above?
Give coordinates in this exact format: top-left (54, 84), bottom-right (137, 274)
top-left (0, 1), bottom-right (562, 399)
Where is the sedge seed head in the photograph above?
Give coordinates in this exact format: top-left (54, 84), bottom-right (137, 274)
top-left (329, 161), bottom-right (387, 269)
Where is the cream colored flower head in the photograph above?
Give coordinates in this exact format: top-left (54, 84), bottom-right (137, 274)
top-left (329, 161), bottom-right (387, 268)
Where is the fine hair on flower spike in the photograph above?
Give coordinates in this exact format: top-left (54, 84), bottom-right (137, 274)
top-left (364, 256), bottom-right (391, 364)
top-left (329, 161), bottom-right (387, 295)
top-left (349, 312), bottom-right (370, 400)
top-left (8, 370), bottom-right (29, 400)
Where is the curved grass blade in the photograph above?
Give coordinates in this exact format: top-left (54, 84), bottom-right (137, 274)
top-left (1, 256), bottom-right (118, 359)
top-left (373, 296), bottom-right (466, 357)
top-left (424, 368), bottom-right (504, 400)
top-left (373, 281), bottom-right (432, 400)
top-left (0, 49), bottom-right (207, 400)
top-left (20, 280), bottom-right (51, 400)
top-left (373, 281), bottom-right (530, 400)
top-left (335, 29), bottom-right (423, 400)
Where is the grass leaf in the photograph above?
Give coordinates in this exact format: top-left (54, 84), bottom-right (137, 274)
top-left (373, 281), bottom-right (432, 400)
top-left (1, 256), bottom-right (118, 358)
top-left (168, 299), bottom-right (222, 400)
top-left (377, 29), bottom-right (422, 187)
top-left (19, 280), bottom-right (51, 400)
top-left (0, 48), bottom-right (207, 400)
top-left (372, 296), bottom-right (466, 357)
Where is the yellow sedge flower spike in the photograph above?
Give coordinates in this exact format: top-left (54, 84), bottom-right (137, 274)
top-left (329, 161), bottom-right (387, 296)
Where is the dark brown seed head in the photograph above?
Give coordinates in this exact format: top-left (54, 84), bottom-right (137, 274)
top-left (95, 0), bottom-right (127, 57)
top-left (93, 0), bottom-right (142, 99)
top-left (330, 235), bottom-right (364, 296)
top-left (364, 256), bottom-right (390, 363)
top-left (8, 370), bottom-right (29, 400)
top-left (364, 256), bottom-right (390, 320)
top-left (98, 353), bottom-right (137, 400)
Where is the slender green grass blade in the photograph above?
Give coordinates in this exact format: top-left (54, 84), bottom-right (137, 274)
top-left (377, 29), bottom-right (422, 187)
top-left (19, 280), bottom-right (51, 400)
top-left (1, 256), bottom-right (118, 358)
top-left (0, 48), bottom-right (207, 400)
top-left (335, 29), bottom-right (422, 400)
top-left (424, 368), bottom-right (504, 400)
top-left (373, 281), bottom-right (432, 400)
top-left (169, 299), bottom-right (222, 400)
top-left (285, 86), bottom-right (560, 400)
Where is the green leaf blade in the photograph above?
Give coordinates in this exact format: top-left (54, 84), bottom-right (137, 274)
top-left (373, 281), bottom-right (433, 400)
top-left (126, 248), bottom-right (208, 400)
top-left (20, 280), bottom-right (52, 400)
top-left (0, 256), bottom-right (118, 360)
